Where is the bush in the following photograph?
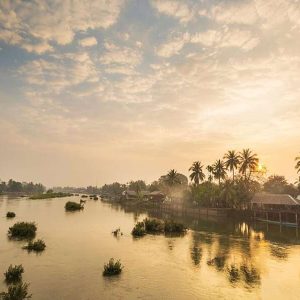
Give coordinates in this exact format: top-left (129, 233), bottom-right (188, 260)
top-left (23, 239), bottom-right (46, 252)
top-left (8, 222), bottom-right (37, 239)
top-left (164, 220), bottom-right (186, 234)
top-left (65, 201), bottom-right (83, 211)
top-left (4, 265), bottom-right (24, 284)
top-left (81, 195), bottom-right (88, 198)
top-left (0, 282), bottom-right (31, 300)
top-left (144, 218), bottom-right (164, 233)
top-left (103, 258), bottom-right (123, 276)
top-left (6, 212), bottom-right (16, 218)
top-left (131, 222), bottom-right (146, 237)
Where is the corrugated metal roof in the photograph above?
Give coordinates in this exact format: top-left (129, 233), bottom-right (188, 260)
top-left (252, 193), bottom-right (299, 206)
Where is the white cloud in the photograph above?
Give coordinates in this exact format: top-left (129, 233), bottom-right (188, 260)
top-left (156, 32), bottom-right (190, 57)
top-left (0, 0), bottom-right (124, 53)
top-left (100, 43), bottom-right (142, 66)
top-left (151, 0), bottom-right (194, 23)
top-left (79, 36), bottom-right (98, 47)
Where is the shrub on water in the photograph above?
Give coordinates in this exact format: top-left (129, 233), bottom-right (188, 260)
top-left (164, 220), bottom-right (186, 234)
top-left (144, 218), bottom-right (164, 233)
top-left (8, 222), bottom-right (37, 239)
top-left (65, 201), bottom-right (83, 211)
top-left (30, 192), bottom-right (72, 200)
top-left (6, 212), bottom-right (16, 219)
top-left (103, 258), bottom-right (123, 276)
top-left (0, 282), bottom-right (32, 300)
top-left (23, 239), bottom-right (46, 252)
top-left (131, 222), bottom-right (146, 237)
top-left (4, 265), bottom-right (24, 284)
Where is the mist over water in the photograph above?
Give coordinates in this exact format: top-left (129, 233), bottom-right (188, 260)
top-left (1, 195), bottom-right (300, 300)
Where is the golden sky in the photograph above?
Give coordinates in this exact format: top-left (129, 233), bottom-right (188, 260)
top-left (0, 0), bottom-right (299, 186)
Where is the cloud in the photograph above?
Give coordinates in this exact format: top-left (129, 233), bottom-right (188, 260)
top-left (79, 36), bottom-right (98, 47)
top-left (0, 0), bottom-right (124, 53)
top-left (151, 0), bottom-right (195, 23)
top-left (156, 32), bottom-right (190, 57)
top-left (100, 42), bottom-right (142, 67)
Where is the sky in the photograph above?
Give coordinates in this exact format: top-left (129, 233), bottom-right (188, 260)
top-left (0, 0), bottom-right (300, 187)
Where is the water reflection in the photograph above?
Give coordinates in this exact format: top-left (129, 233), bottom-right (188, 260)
top-left (1, 196), bottom-right (300, 299)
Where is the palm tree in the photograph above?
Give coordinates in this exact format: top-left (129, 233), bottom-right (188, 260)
top-left (189, 161), bottom-right (205, 185)
top-left (239, 149), bottom-right (259, 181)
top-left (206, 165), bottom-right (214, 182)
top-left (295, 154), bottom-right (300, 174)
top-left (165, 169), bottom-right (181, 186)
top-left (212, 160), bottom-right (227, 185)
top-left (224, 150), bottom-right (240, 181)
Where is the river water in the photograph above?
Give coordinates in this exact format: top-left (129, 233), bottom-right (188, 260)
top-left (0, 195), bottom-right (300, 300)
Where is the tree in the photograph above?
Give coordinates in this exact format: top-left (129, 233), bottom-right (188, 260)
top-left (263, 175), bottom-right (298, 197)
top-left (224, 150), bottom-right (240, 181)
top-left (128, 180), bottom-right (147, 192)
top-left (220, 180), bottom-right (236, 208)
top-left (212, 160), bottom-right (227, 185)
top-left (165, 169), bottom-right (181, 186)
top-left (206, 165), bottom-right (214, 182)
top-left (189, 161), bottom-right (205, 185)
top-left (295, 154), bottom-right (300, 175)
top-left (239, 149), bottom-right (259, 180)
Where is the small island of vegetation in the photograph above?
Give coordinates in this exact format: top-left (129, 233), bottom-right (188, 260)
top-left (65, 201), bottom-right (83, 211)
top-left (6, 212), bottom-right (16, 219)
top-left (103, 258), bottom-right (123, 276)
top-left (23, 239), bottom-right (46, 252)
top-left (132, 218), bottom-right (186, 237)
top-left (8, 222), bottom-right (37, 239)
top-left (0, 282), bottom-right (32, 300)
top-left (4, 265), bottom-right (24, 284)
top-left (30, 190), bottom-right (72, 200)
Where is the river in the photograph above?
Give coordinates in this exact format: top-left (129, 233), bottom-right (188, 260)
top-left (0, 195), bottom-right (299, 299)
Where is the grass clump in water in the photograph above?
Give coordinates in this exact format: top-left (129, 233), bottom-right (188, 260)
top-left (23, 239), bottom-right (46, 252)
top-left (131, 222), bottom-right (146, 237)
top-left (0, 282), bottom-right (31, 300)
top-left (103, 258), bottom-right (123, 276)
top-left (6, 212), bottom-right (16, 219)
top-left (144, 218), bottom-right (164, 233)
top-left (4, 265), bottom-right (24, 284)
top-left (8, 222), bottom-right (37, 239)
top-left (164, 220), bottom-right (186, 234)
top-left (65, 201), bottom-right (83, 211)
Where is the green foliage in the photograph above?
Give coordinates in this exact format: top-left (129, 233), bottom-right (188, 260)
top-left (8, 222), bottom-right (37, 239)
top-left (65, 201), bottom-right (83, 211)
top-left (101, 182), bottom-right (127, 199)
top-left (23, 239), bottom-right (46, 252)
top-left (189, 161), bottom-right (205, 185)
top-left (144, 218), bottom-right (164, 233)
top-left (0, 179), bottom-right (44, 194)
top-left (4, 265), bottom-right (24, 284)
top-left (127, 180), bottom-right (147, 192)
top-left (263, 175), bottom-right (298, 197)
top-left (212, 160), bottom-right (227, 184)
top-left (6, 212), bottom-right (16, 218)
top-left (164, 220), bottom-right (186, 234)
top-left (0, 282), bottom-right (31, 300)
top-left (30, 192), bottom-right (72, 199)
top-left (131, 222), bottom-right (146, 237)
top-left (132, 218), bottom-right (186, 237)
top-left (103, 258), bottom-right (123, 276)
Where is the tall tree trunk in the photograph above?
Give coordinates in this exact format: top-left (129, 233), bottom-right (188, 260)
top-left (232, 169), bottom-right (235, 181)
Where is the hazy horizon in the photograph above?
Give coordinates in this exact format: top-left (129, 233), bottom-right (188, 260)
top-left (1, 0), bottom-right (300, 187)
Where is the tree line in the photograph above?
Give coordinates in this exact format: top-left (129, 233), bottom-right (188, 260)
top-left (0, 179), bottom-right (45, 194)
